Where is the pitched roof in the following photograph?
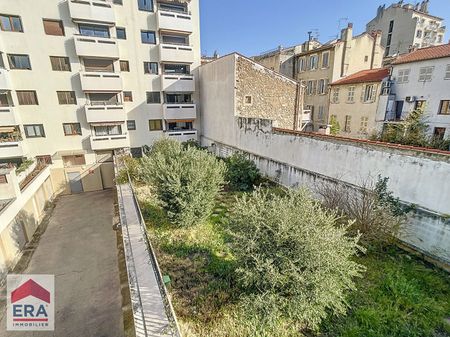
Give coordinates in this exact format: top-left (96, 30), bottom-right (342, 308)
top-left (392, 44), bottom-right (450, 65)
top-left (331, 68), bottom-right (389, 86)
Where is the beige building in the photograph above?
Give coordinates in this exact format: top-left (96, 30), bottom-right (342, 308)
top-left (366, 1), bottom-right (446, 57)
top-left (329, 68), bottom-right (390, 138)
top-left (253, 45), bottom-right (304, 78)
top-left (294, 24), bottom-right (384, 131)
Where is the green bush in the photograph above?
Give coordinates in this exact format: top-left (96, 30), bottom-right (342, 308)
top-left (228, 188), bottom-right (365, 331)
top-left (225, 153), bottom-right (261, 191)
top-left (16, 159), bottom-right (34, 174)
top-left (140, 138), bottom-right (226, 227)
top-left (116, 156), bottom-right (141, 184)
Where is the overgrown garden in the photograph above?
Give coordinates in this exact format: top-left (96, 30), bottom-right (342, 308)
top-left (120, 139), bottom-right (450, 337)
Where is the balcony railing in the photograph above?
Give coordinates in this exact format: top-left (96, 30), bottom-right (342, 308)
top-left (90, 133), bottom-right (129, 150)
top-left (160, 74), bottom-right (195, 92)
top-left (165, 129), bottom-right (197, 142)
top-left (74, 35), bottom-right (119, 58)
top-left (68, 0), bottom-right (115, 24)
top-left (80, 72), bottom-right (123, 92)
top-left (157, 9), bottom-right (193, 33)
top-left (85, 104), bottom-right (125, 123)
top-left (163, 103), bottom-right (196, 120)
top-left (0, 107), bottom-right (19, 126)
top-left (0, 140), bottom-right (27, 159)
top-left (0, 68), bottom-right (12, 90)
top-left (159, 43), bottom-right (194, 63)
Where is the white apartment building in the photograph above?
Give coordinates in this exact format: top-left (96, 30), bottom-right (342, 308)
top-left (378, 44), bottom-right (450, 139)
top-left (366, 1), bottom-right (446, 57)
top-left (0, 0), bottom-right (200, 167)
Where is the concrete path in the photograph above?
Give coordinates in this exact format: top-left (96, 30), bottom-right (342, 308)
top-left (0, 190), bottom-right (124, 337)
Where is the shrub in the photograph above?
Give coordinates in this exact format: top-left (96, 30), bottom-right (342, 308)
top-left (116, 156), bottom-right (141, 184)
top-left (329, 115), bottom-right (340, 136)
top-left (140, 139), bottom-right (226, 226)
top-left (225, 153), bottom-right (261, 191)
top-left (228, 188), bottom-right (365, 331)
top-left (16, 159), bottom-right (34, 174)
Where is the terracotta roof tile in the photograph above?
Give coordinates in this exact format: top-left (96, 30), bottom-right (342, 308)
top-left (392, 44), bottom-right (450, 65)
top-left (331, 68), bottom-right (389, 85)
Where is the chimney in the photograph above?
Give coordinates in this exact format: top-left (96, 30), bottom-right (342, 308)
top-left (340, 23), bottom-right (353, 77)
top-left (340, 23), bottom-right (353, 42)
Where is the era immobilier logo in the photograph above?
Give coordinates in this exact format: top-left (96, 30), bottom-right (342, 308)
top-left (7, 275), bottom-right (55, 331)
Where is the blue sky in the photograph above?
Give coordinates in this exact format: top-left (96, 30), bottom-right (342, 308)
top-left (199, 0), bottom-right (450, 57)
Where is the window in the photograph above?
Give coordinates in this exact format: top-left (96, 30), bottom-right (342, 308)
top-left (306, 105), bottom-right (314, 120)
top-left (167, 121), bottom-right (192, 130)
top-left (397, 69), bottom-right (410, 83)
top-left (244, 95), bottom-right (252, 105)
top-left (364, 55), bottom-right (369, 62)
top-left (439, 100), bottom-right (450, 115)
top-left (159, 2), bottom-right (187, 13)
top-left (88, 93), bottom-right (119, 105)
top-left (418, 66), bottom-right (433, 82)
top-left (84, 58), bottom-right (114, 72)
top-left (0, 92), bottom-right (12, 106)
top-left (416, 29), bottom-right (422, 38)
top-left (94, 125), bottom-right (122, 136)
top-left (43, 19), bottom-right (64, 36)
top-left (321, 52), bottom-right (329, 68)
top-left (318, 106), bottom-right (324, 121)
top-left (62, 155), bottom-right (85, 167)
top-left (165, 93), bottom-right (192, 103)
top-left (127, 120), bottom-right (136, 130)
top-left (113, 0), bottom-right (123, 4)
top-left (163, 63), bottom-right (189, 74)
top-left (50, 56), bottom-right (71, 71)
top-left (120, 60), bottom-right (130, 72)
top-left (331, 87), bottom-right (339, 103)
top-left (438, 35), bottom-right (443, 43)
top-left (24, 124), bottom-right (45, 138)
top-left (116, 27), bottom-right (126, 39)
top-left (0, 14), bottom-right (23, 32)
top-left (433, 127), bottom-right (446, 140)
top-left (298, 57), bottom-right (306, 72)
top-left (161, 34), bottom-right (188, 45)
top-left (138, 0), bottom-right (153, 11)
top-left (0, 175), bottom-right (7, 184)
top-left (0, 52), bottom-right (4, 68)
top-left (362, 84), bottom-right (377, 103)
top-left (388, 20), bottom-right (394, 33)
top-left (415, 100), bottom-right (426, 110)
top-left (79, 24), bottom-right (109, 38)
top-left (149, 119), bottom-right (163, 131)
top-left (123, 91), bottom-right (133, 102)
top-left (306, 80), bottom-right (314, 95)
top-left (360, 117), bottom-right (369, 133)
top-left (63, 123), bottom-right (81, 136)
top-left (146, 91), bottom-right (161, 104)
top-left (17, 91), bottom-right (38, 105)
top-left (8, 54), bottom-right (31, 70)
top-left (445, 65), bottom-right (450, 80)
top-left (347, 86), bottom-right (355, 102)
top-left (344, 115), bottom-right (351, 132)
top-left (141, 30), bottom-right (156, 44)
top-left (57, 91), bottom-right (77, 105)
top-left (318, 79), bottom-right (328, 95)
top-left (144, 62), bottom-right (158, 74)
top-left (308, 55), bottom-right (318, 70)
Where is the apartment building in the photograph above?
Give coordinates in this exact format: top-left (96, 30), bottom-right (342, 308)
top-left (379, 44), bottom-right (450, 139)
top-left (329, 68), bottom-right (389, 138)
top-left (294, 24), bottom-right (384, 131)
top-left (366, 1), bottom-right (446, 57)
top-left (0, 0), bottom-right (200, 168)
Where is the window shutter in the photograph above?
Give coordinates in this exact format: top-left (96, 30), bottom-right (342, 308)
top-left (371, 84), bottom-right (377, 102)
top-left (360, 85), bottom-right (366, 102)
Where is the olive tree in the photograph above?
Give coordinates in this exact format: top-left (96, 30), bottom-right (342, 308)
top-left (228, 188), bottom-right (365, 331)
top-left (139, 139), bottom-right (226, 226)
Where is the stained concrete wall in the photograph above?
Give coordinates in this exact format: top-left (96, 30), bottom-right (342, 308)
top-left (201, 116), bottom-right (450, 266)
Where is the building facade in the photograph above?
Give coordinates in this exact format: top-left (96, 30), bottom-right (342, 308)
top-left (379, 44), bottom-right (450, 139)
top-left (366, 1), bottom-right (446, 57)
top-left (0, 0), bottom-right (200, 167)
top-left (329, 68), bottom-right (389, 139)
top-left (294, 24), bottom-right (384, 131)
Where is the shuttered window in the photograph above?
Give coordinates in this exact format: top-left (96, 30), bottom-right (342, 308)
top-left (50, 56), bottom-right (71, 71)
top-left (17, 91), bottom-right (38, 105)
top-left (84, 58), bottom-right (114, 72)
top-left (57, 91), bottom-right (77, 105)
top-left (43, 19), bottom-right (65, 36)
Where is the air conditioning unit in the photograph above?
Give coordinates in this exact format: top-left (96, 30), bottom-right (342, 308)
top-left (406, 96), bottom-right (416, 103)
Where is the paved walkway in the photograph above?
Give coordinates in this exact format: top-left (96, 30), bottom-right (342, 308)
top-left (0, 190), bottom-right (124, 337)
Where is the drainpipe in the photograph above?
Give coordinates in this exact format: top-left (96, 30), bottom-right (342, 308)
top-left (293, 82), bottom-right (303, 130)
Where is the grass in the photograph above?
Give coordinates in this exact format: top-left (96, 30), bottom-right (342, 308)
top-left (137, 185), bottom-right (450, 337)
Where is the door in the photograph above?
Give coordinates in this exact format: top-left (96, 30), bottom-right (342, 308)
top-left (395, 101), bottom-right (404, 120)
top-left (68, 172), bottom-right (83, 194)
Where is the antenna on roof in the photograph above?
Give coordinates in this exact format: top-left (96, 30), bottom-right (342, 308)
top-left (335, 18), bottom-right (349, 39)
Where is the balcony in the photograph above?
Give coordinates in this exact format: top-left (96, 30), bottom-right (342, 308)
top-left (161, 74), bottom-right (195, 92)
top-left (163, 103), bottom-right (196, 120)
top-left (0, 107), bottom-right (19, 126)
top-left (80, 72), bottom-right (122, 92)
top-left (157, 9), bottom-right (193, 33)
top-left (159, 44), bottom-right (194, 63)
top-left (0, 141), bottom-right (27, 159)
top-left (165, 129), bottom-right (197, 142)
top-left (85, 104), bottom-right (125, 123)
top-left (68, 0), bottom-right (115, 25)
top-left (74, 35), bottom-right (119, 59)
top-left (90, 133), bottom-right (129, 150)
top-left (0, 69), bottom-right (12, 90)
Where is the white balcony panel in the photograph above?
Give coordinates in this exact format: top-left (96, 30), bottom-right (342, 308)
top-left (80, 72), bottom-right (123, 92)
top-left (90, 134), bottom-right (129, 150)
top-left (165, 130), bottom-right (197, 142)
top-left (85, 105), bottom-right (125, 123)
top-left (74, 35), bottom-right (119, 58)
top-left (0, 69), bottom-right (12, 90)
top-left (0, 141), bottom-right (27, 159)
top-left (157, 10), bottom-right (193, 33)
top-left (159, 44), bottom-right (194, 63)
top-left (0, 107), bottom-right (19, 126)
top-left (68, 0), bottom-right (115, 24)
top-left (160, 74), bottom-right (195, 92)
top-left (163, 103), bottom-right (196, 120)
